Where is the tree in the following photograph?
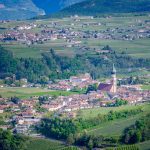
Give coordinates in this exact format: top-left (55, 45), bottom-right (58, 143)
top-left (0, 129), bottom-right (27, 150)
top-left (86, 84), bottom-right (97, 93)
top-left (134, 131), bottom-right (142, 143)
top-left (11, 97), bottom-right (20, 104)
top-left (66, 134), bottom-right (75, 145)
top-left (102, 45), bottom-right (112, 51)
top-left (87, 139), bottom-right (93, 150)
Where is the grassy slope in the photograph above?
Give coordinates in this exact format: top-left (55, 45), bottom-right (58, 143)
top-left (137, 140), bottom-right (150, 150)
top-left (77, 105), bottom-right (143, 119)
top-left (88, 115), bottom-right (141, 137)
top-left (61, 0), bottom-right (150, 16)
top-left (26, 137), bottom-right (66, 150)
top-left (142, 85), bottom-right (150, 90)
top-left (77, 104), bottom-right (150, 137)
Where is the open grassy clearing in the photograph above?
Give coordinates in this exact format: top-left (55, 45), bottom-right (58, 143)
top-left (2, 37), bottom-right (150, 58)
top-left (88, 114), bottom-right (141, 137)
top-left (0, 87), bottom-right (80, 98)
top-left (77, 104), bottom-right (147, 119)
top-left (83, 104), bottom-right (150, 137)
top-left (137, 140), bottom-right (150, 150)
top-left (0, 39), bottom-right (75, 58)
top-left (85, 38), bottom-right (150, 58)
top-left (142, 85), bottom-right (150, 90)
top-left (26, 137), bottom-right (67, 150)
top-left (77, 104), bottom-right (150, 137)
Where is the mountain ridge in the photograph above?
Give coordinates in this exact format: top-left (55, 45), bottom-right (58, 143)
top-left (60, 0), bottom-right (150, 16)
top-left (0, 0), bottom-right (85, 20)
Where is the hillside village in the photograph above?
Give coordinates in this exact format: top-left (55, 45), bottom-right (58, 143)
top-left (0, 15), bottom-right (150, 48)
top-left (0, 1), bottom-right (150, 150)
top-left (0, 15), bottom-right (150, 137)
top-left (0, 66), bottom-right (150, 135)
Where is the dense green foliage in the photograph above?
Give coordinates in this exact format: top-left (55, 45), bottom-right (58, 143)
top-left (114, 99), bottom-right (128, 107)
top-left (0, 46), bottom-right (150, 83)
top-left (122, 114), bottom-right (150, 144)
top-left (60, 0), bottom-right (150, 16)
top-left (0, 129), bottom-right (27, 150)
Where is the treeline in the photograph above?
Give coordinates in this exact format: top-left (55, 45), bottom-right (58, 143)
top-left (38, 108), bottom-right (142, 147)
top-left (0, 46), bottom-right (150, 83)
top-left (0, 129), bottom-right (27, 150)
top-left (122, 113), bottom-right (150, 144)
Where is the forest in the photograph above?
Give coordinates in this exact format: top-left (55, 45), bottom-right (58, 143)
top-left (0, 45), bottom-right (150, 83)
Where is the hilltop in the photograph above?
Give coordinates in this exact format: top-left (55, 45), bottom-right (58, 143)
top-left (60, 0), bottom-right (150, 16)
top-left (0, 0), bottom-right (85, 20)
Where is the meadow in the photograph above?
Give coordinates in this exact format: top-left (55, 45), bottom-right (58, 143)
top-left (137, 140), bottom-right (150, 150)
top-left (77, 104), bottom-right (150, 138)
top-left (142, 85), bottom-right (150, 90)
top-left (0, 87), bottom-right (79, 98)
top-left (26, 137), bottom-right (67, 150)
top-left (0, 14), bottom-right (150, 59)
top-left (76, 104), bottom-right (145, 119)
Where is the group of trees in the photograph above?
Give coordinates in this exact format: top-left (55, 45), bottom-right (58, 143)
top-left (118, 76), bottom-right (144, 85)
top-left (0, 45), bottom-right (150, 83)
top-left (122, 113), bottom-right (150, 144)
top-left (38, 108), bottom-right (142, 148)
top-left (0, 129), bottom-right (27, 150)
top-left (86, 84), bottom-right (97, 93)
top-left (114, 99), bottom-right (128, 106)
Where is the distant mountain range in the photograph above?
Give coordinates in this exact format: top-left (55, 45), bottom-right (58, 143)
top-left (0, 0), bottom-right (150, 20)
top-left (0, 0), bottom-right (85, 20)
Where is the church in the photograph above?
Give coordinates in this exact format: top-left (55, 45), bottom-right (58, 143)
top-left (98, 64), bottom-right (117, 94)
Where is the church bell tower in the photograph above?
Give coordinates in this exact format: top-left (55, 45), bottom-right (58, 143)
top-left (111, 64), bottom-right (117, 93)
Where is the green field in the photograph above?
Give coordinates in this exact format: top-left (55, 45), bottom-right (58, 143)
top-left (88, 115), bottom-right (141, 137)
top-left (142, 85), bottom-right (150, 90)
top-left (85, 38), bottom-right (150, 58)
top-left (1, 14), bottom-right (150, 59)
top-left (77, 105), bottom-right (144, 119)
top-left (137, 140), bottom-right (150, 150)
top-left (0, 87), bottom-right (79, 98)
top-left (26, 137), bottom-right (67, 150)
top-left (77, 104), bottom-right (150, 137)
top-left (0, 39), bottom-right (75, 58)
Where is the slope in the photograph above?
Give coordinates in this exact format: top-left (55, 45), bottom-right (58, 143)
top-left (60, 0), bottom-right (150, 16)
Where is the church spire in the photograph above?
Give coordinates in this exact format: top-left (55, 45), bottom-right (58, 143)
top-left (111, 64), bottom-right (117, 93)
top-left (112, 63), bottom-right (116, 74)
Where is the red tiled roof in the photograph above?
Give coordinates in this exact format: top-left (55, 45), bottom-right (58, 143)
top-left (98, 83), bottom-right (113, 91)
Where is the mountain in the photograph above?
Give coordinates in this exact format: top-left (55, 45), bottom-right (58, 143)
top-left (1, 0), bottom-right (150, 20)
top-left (0, 0), bottom-right (45, 20)
top-left (32, 0), bottom-right (86, 14)
top-left (0, 0), bottom-right (85, 20)
top-left (60, 0), bottom-right (150, 16)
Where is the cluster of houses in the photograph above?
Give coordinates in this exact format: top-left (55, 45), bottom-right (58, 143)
top-left (0, 71), bottom-right (150, 134)
top-left (0, 97), bottom-right (43, 134)
top-left (43, 87), bottom-right (150, 113)
top-left (48, 73), bottom-right (97, 91)
top-left (0, 15), bottom-right (149, 47)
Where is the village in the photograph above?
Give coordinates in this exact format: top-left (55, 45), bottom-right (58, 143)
top-left (0, 65), bottom-right (150, 136)
top-left (0, 15), bottom-right (150, 48)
